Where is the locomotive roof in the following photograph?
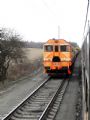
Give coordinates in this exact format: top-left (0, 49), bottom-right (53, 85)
top-left (44, 39), bottom-right (71, 45)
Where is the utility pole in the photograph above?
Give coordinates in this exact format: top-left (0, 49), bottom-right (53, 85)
top-left (58, 25), bottom-right (60, 39)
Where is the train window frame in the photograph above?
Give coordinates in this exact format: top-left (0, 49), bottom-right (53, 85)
top-left (44, 45), bottom-right (53, 52)
top-left (55, 45), bottom-right (59, 52)
top-left (60, 45), bottom-right (71, 52)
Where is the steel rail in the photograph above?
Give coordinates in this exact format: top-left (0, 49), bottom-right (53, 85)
top-left (2, 77), bottom-right (67, 120)
top-left (39, 79), bottom-right (68, 120)
top-left (2, 77), bottom-right (50, 120)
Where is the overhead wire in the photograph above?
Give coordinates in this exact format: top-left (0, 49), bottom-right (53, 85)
top-left (41, 0), bottom-right (57, 17)
top-left (83, 0), bottom-right (90, 37)
top-left (40, 0), bottom-right (60, 38)
top-left (41, 0), bottom-right (90, 40)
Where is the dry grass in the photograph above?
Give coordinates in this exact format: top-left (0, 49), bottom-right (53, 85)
top-left (7, 48), bottom-right (43, 81)
top-left (23, 48), bottom-right (43, 62)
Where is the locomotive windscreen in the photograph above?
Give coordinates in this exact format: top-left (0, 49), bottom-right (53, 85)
top-left (60, 45), bottom-right (70, 52)
top-left (44, 45), bottom-right (71, 52)
top-left (44, 45), bottom-right (53, 52)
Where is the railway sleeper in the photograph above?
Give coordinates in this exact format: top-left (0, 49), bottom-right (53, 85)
top-left (13, 112), bottom-right (41, 118)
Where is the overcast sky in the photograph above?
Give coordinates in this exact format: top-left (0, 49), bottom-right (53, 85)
top-left (0, 0), bottom-right (89, 47)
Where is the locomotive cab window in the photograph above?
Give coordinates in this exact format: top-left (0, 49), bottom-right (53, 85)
top-left (60, 45), bottom-right (70, 52)
top-left (44, 45), bottom-right (53, 52)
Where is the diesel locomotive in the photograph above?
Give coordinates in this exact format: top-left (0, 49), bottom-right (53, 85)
top-left (43, 39), bottom-right (78, 75)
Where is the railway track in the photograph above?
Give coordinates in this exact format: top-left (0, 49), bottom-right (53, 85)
top-left (2, 78), bottom-right (68, 120)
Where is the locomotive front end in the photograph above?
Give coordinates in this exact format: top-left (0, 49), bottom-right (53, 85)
top-left (43, 39), bottom-right (73, 75)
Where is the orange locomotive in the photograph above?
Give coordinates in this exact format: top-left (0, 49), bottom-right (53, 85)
top-left (43, 39), bottom-right (75, 75)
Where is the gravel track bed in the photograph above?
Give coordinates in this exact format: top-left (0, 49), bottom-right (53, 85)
top-left (55, 79), bottom-right (79, 120)
top-left (2, 79), bottom-right (63, 120)
top-left (75, 81), bottom-right (82, 120)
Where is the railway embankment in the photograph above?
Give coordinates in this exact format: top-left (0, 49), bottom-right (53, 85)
top-left (0, 48), bottom-right (43, 91)
top-left (0, 66), bottom-right (48, 119)
top-left (0, 57), bottom-right (42, 91)
top-left (0, 48), bottom-right (45, 119)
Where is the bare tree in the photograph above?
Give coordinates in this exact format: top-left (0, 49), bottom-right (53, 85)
top-left (0, 28), bottom-right (25, 82)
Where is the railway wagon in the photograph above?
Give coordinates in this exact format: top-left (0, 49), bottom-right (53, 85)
top-left (81, 26), bottom-right (89, 120)
top-left (43, 39), bottom-right (76, 75)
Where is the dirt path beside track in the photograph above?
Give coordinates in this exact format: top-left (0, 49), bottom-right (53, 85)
top-left (0, 68), bottom-right (48, 119)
